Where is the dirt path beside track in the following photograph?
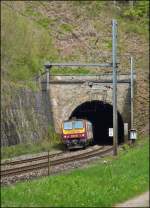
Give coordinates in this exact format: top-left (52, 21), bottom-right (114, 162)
top-left (115, 191), bottom-right (149, 207)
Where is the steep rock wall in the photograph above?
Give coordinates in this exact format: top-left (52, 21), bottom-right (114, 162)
top-left (1, 82), bottom-right (52, 146)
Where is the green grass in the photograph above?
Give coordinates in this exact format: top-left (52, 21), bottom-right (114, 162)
top-left (36, 18), bottom-right (52, 29)
top-left (1, 2), bottom-right (59, 83)
top-left (104, 39), bottom-right (112, 49)
top-left (51, 67), bottom-right (91, 75)
top-left (59, 23), bottom-right (73, 33)
top-left (1, 137), bottom-right (149, 207)
top-left (1, 139), bottom-right (63, 160)
top-left (25, 5), bottom-right (42, 17)
top-left (1, 127), bottom-right (63, 160)
top-left (2, 1), bottom-right (149, 83)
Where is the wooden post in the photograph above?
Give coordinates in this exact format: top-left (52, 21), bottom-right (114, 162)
top-left (37, 71), bottom-right (41, 90)
top-left (46, 68), bottom-right (49, 91)
top-left (48, 151), bottom-right (50, 175)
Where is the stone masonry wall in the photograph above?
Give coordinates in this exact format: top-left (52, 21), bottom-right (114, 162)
top-left (47, 75), bottom-right (132, 133)
top-left (1, 74), bottom-right (133, 147)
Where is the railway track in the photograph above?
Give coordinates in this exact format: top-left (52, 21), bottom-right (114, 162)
top-left (1, 146), bottom-right (113, 178)
top-left (1, 151), bottom-right (64, 166)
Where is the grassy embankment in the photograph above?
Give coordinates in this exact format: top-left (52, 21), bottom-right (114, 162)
top-left (1, 129), bottom-right (63, 160)
top-left (1, 2), bottom-right (149, 158)
top-left (1, 137), bottom-right (149, 207)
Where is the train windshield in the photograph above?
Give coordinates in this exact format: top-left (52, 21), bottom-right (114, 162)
top-left (63, 122), bottom-right (73, 130)
top-left (74, 121), bottom-right (84, 129)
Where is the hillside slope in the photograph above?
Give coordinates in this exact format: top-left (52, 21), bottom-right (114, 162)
top-left (1, 1), bottom-right (149, 146)
top-left (2, 1), bottom-right (149, 75)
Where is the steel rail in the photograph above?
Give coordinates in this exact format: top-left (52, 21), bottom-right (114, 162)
top-left (44, 63), bottom-right (112, 68)
top-left (1, 146), bottom-right (113, 177)
top-left (1, 151), bottom-right (64, 166)
top-left (46, 80), bottom-right (130, 84)
top-left (1, 147), bottom-right (104, 176)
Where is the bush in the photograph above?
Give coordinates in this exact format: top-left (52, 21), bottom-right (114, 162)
top-left (123, 1), bottom-right (149, 20)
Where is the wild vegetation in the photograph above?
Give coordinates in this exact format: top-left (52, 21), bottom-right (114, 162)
top-left (1, 2), bottom-right (149, 206)
top-left (1, 137), bottom-right (149, 207)
top-left (2, 1), bottom-right (149, 81)
top-left (1, 128), bottom-right (62, 160)
top-left (1, 1), bottom-right (149, 150)
top-left (1, 2), bottom-right (58, 82)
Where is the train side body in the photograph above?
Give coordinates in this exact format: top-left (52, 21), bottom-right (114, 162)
top-left (61, 119), bottom-right (93, 149)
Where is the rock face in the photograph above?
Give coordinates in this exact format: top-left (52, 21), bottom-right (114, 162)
top-left (134, 71), bottom-right (149, 135)
top-left (1, 82), bottom-right (53, 146)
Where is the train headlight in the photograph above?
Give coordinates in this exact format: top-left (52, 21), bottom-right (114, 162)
top-left (82, 134), bottom-right (85, 137)
top-left (64, 135), bottom-right (67, 138)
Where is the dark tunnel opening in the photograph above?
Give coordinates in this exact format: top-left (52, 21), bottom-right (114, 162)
top-left (69, 100), bottom-right (124, 145)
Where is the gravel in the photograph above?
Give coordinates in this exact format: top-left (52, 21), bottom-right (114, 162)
top-left (1, 145), bottom-right (113, 186)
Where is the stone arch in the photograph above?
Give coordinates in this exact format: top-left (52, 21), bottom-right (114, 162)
top-left (69, 100), bottom-right (124, 145)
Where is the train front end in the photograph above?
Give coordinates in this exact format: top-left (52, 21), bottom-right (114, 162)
top-left (62, 120), bottom-right (87, 149)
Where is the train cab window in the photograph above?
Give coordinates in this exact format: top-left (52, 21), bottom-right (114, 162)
top-left (64, 122), bottom-right (73, 130)
top-left (74, 121), bottom-right (84, 129)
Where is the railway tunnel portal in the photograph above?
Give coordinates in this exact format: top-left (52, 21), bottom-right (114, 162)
top-left (42, 74), bottom-right (134, 144)
top-left (70, 100), bottom-right (124, 145)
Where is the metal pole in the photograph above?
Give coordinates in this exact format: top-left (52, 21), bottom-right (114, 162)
top-left (44, 63), bottom-right (112, 68)
top-left (130, 57), bottom-right (134, 129)
top-left (112, 19), bottom-right (118, 156)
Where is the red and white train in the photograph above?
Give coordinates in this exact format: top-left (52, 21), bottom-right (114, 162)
top-left (61, 118), bottom-right (93, 149)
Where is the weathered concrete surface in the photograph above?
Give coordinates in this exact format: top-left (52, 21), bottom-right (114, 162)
top-left (45, 74), bottom-right (133, 133)
top-left (115, 191), bottom-right (149, 207)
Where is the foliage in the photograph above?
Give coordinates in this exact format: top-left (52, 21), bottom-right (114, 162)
top-left (85, 1), bottom-right (106, 17)
top-left (51, 67), bottom-right (90, 75)
top-left (59, 23), bottom-right (73, 33)
top-left (1, 127), bottom-right (62, 160)
top-left (123, 1), bottom-right (149, 19)
top-left (104, 39), bottom-right (112, 49)
top-left (25, 5), bottom-right (42, 17)
top-left (110, 2), bottom-right (148, 40)
top-left (1, 3), bottom-right (58, 82)
top-left (1, 138), bottom-right (149, 207)
top-left (36, 18), bottom-right (51, 29)
top-left (121, 0), bottom-right (149, 35)
top-left (47, 126), bottom-right (61, 145)
top-left (1, 1), bottom-right (149, 82)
